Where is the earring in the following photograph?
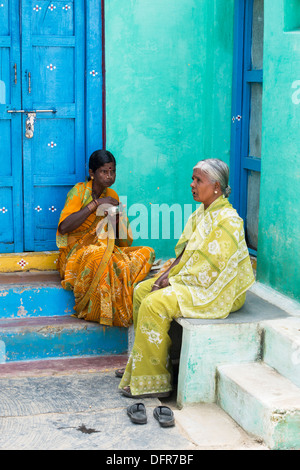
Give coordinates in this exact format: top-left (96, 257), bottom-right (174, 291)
top-left (91, 176), bottom-right (94, 180)
top-left (214, 190), bottom-right (218, 194)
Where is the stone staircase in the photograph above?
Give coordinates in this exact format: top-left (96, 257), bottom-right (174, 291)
top-left (0, 267), bottom-right (299, 450)
top-left (0, 271), bottom-right (128, 363)
top-left (174, 290), bottom-right (300, 450)
top-left (217, 361), bottom-right (300, 450)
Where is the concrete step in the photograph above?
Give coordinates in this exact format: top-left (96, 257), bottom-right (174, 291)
top-left (262, 317), bottom-right (300, 388)
top-left (0, 316), bottom-right (128, 363)
top-left (0, 355), bottom-right (128, 378)
top-left (171, 403), bottom-right (268, 450)
top-left (217, 362), bottom-right (300, 450)
top-left (0, 272), bottom-right (75, 319)
top-left (175, 291), bottom-right (290, 406)
top-left (0, 252), bottom-right (59, 273)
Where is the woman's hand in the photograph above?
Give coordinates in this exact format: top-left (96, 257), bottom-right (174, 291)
top-left (58, 197), bottom-right (120, 236)
top-left (96, 196), bottom-right (119, 209)
top-left (95, 197), bottom-right (120, 218)
top-left (151, 276), bottom-right (170, 292)
top-left (104, 202), bottom-right (126, 238)
top-left (150, 249), bottom-right (185, 292)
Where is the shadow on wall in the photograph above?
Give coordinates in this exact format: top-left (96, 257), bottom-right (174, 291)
top-left (284, 0), bottom-right (300, 31)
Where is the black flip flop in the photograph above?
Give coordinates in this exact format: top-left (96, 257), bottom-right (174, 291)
top-left (115, 368), bottom-right (125, 378)
top-left (153, 406), bottom-right (175, 427)
top-left (127, 403), bottom-right (147, 424)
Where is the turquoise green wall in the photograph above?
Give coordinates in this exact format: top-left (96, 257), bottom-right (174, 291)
top-left (105, 0), bottom-right (234, 258)
top-left (105, 0), bottom-right (300, 301)
top-left (257, 0), bottom-right (300, 301)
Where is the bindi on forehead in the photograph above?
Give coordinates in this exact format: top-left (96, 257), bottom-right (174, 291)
top-left (98, 163), bottom-right (115, 171)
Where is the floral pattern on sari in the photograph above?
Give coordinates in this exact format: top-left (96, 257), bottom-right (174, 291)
top-left (168, 196), bottom-right (255, 319)
top-left (56, 181), bottom-right (155, 327)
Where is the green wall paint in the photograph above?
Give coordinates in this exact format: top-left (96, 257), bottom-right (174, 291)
top-left (105, 0), bottom-right (300, 301)
top-left (257, 0), bottom-right (300, 301)
top-left (105, 0), bottom-right (234, 258)
top-left (105, 0), bottom-right (300, 302)
top-left (284, 0), bottom-right (300, 31)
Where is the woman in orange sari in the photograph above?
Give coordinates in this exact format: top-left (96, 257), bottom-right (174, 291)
top-left (56, 150), bottom-right (155, 327)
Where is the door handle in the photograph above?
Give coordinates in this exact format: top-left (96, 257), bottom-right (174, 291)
top-left (6, 109), bottom-right (56, 139)
top-left (28, 72), bottom-right (31, 94)
top-left (14, 63), bottom-right (17, 84)
top-left (25, 113), bottom-right (35, 139)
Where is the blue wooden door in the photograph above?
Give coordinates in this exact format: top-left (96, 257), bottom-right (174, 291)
top-left (0, 0), bottom-right (23, 252)
top-left (22, 0), bottom-right (86, 251)
top-left (0, 0), bottom-right (103, 253)
top-left (230, 0), bottom-right (264, 255)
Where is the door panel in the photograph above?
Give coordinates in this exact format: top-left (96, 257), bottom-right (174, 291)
top-left (33, 185), bottom-right (70, 250)
top-left (32, 118), bottom-right (76, 176)
top-left (0, 0), bottom-right (23, 252)
top-left (0, 0), bottom-right (103, 253)
top-left (31, 46), bottom-right (75, 103)
top-left (230, 0), bottom-right (264, 254)
top-left (22, 0), bottom-right (85, 251)
top-left (0, 187), bottom-right (14, 243)
top-left (31, 0), bottom-right (75, 36)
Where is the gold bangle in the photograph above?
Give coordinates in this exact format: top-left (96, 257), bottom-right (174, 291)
top-left (153, 283), bottom-right (160, 287)
top-left (87, 200), bottom-right (97, 213)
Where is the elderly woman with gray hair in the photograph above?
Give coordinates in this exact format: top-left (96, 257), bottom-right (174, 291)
top-left (118, 158), bottom-right (255, 399)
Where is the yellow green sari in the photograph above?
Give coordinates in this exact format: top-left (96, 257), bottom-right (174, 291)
top-left (168, 195), bottom-right (255, 318)
top-left (119, 196), bottom-right (255, 396)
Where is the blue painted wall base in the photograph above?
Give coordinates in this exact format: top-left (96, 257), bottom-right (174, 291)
top-left (0, 340), bottom-right (5, 364)
top-left (0, 317), bottom-right (128, 362)
top-left (0, 281), bottom-right (128, 362)
top-left (0, 284), bottom-right (75, 319)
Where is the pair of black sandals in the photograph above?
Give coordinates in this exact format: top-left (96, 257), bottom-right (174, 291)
top-left (127, 403), bottom-right (175, 427)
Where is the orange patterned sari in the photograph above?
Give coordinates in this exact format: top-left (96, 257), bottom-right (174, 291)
top-left (56, 181), bottom-right (155, 327)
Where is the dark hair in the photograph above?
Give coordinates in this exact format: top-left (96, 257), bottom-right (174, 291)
top-left (89, 150), bottom-right (116, 174)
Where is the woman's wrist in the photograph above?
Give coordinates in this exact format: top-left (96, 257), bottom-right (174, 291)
top-left (87, 200), bottom-right (98, 213)
top-left (156, 272), bottom-right (168, 283)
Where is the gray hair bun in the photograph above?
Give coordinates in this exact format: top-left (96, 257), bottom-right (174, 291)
top-left (224, 185), bottom-right (231, 198)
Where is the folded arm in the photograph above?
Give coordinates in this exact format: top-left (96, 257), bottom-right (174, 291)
top-left (58, 196), bottom-right (119, 235)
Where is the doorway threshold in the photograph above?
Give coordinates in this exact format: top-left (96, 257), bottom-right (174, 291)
top-left (0, 251), bottom-right (59, 273)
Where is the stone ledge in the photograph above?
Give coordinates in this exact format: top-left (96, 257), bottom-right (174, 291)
top-left (217, 362), bottom-right (300, 450)
top-left (0, 315), bottom-right (128, 362)
top-left (0, 252), bottom-right (59, 273)
top-left (173, 292), bottom-right (291, 407)
top-left (176, 291), bottom-right (290, 329)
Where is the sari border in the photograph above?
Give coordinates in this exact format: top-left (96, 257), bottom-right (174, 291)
top-left (74, 219), bottom-right (115, 313)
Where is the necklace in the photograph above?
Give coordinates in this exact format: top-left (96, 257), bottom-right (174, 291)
top-left (91, 186), bottom-right (106, 200)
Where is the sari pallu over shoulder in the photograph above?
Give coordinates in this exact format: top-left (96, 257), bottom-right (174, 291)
top-left (56, 181), bottom-right (154, 327)
top-left (168, 196), bottom-right (255, 319)
top-left (56, 181), bottom-right (131, 249)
